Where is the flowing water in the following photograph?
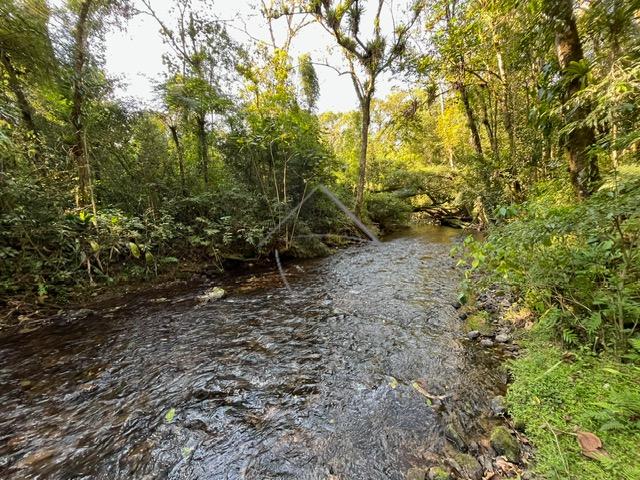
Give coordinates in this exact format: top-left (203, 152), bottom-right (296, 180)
top-left (0, 226), bottom-right (505, 479)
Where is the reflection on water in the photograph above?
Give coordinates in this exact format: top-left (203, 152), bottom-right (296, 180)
top-left (0, 227), bottom-right (502, 479)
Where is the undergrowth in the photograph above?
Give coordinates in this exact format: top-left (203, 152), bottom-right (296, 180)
top-left (460, 166), bottom-right (640, 478)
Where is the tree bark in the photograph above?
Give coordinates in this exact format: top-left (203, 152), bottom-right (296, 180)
top-left (0, 50), bottom-right (41, 161)
top-left (70, 0), bottom-right (95, 209)
top-left (456, 82), bottom-right (483, 157)
top-left (355, 93), bottom-right (372, 219)
top-left (196, 114), bottom-right (209, 187)
top-left (496, 50), bottom-right (516, 159)
top-left (547, 0), bottom-right (599, 198)
top-left (169, 124), bottom-right (187, 195)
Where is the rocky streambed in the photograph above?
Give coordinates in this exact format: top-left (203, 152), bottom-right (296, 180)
top-left (0, 226), bottom-right (530, 479)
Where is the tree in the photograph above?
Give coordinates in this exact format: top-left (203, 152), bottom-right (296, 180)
top-left (544, 0), bottom-right (599, 198)
top-left (0, 0), bottom-right (57, 162)
top-left (289, 0), bottom-right (424, 217)
top-left (142, 0), bottom-right (237, 188)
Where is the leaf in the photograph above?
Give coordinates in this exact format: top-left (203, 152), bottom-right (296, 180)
top-left (389, 376), bottom-right (399, 389)
top-left (89, 240), bottom-right (100, 253)
top-left (129, 242), bottom-right (141, 259)
top-left (165, 408), bottom-right (176, 423)
top-left (145, 250), bottom-right (154, 263)
top-left (577, 430), bottom-right (608, 459)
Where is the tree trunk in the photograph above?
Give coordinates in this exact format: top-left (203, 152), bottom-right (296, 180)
top-left (355, 93), bottom-right (372, 219)
top-left (456, 82), bottom-right (483, 157)
top-left (70, 0), bottom-right (95, 210)
top-left (496, 50), bottom-right (516, 160)
top-left (480, 88), bottom-right (499, 160)
top-left (547, 0), bottom-right (599, 198)
top-left (1, 50), bottom-right (41, 161)
top-left (169, 124), bottom-right (186, 195)
top-left (196, 114), bottom-right (209, 186)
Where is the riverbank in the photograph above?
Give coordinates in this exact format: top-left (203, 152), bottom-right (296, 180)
top-left (459, 169), bottom-right (640, 479)
top-left (462, 290), bottom-right (640, 480)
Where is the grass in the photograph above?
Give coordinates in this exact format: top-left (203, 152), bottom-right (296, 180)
top-left (506, 332), bottom-right (640, 479)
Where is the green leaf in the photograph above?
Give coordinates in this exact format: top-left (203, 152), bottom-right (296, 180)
top-left (129, 242), bottom-right (141, 259)
top-left (165, 408), bottom-right (176, 423)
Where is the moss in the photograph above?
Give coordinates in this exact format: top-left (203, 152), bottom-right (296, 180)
top-left (448, 451), bottom-right (481, 479)
top-left (490, 426), bottom-right (520, 462)
top-left (428, 466), bottom-right (451, 480)
top-left (506, 336), bottom-right (640, 479)
top-left (464, 311), bottom-right (493, 335)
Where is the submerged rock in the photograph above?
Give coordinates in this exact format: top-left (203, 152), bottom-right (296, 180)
top-left (406, 467), bottom-right (427, 480)
top-left (445, 424), bottom-right (467, 451)
top-left (490, 395), bottom-right (506, 416)
top-left (490, 426), bottom-right (520, 462)
top-left (68, 308), bottom-right (96, 320)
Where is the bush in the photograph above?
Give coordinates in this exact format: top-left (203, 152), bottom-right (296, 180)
top-left (460, 167), bottom-right (640, 351)
top-left (365, 192), bottom-right (412, 232)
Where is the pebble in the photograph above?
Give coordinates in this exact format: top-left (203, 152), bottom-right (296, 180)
top-left (467, 330), bottom-right (481, 340)
top-left (480, 339), bottom-right (494, 348)
top-left (495, 333), bottom-right (510, 343)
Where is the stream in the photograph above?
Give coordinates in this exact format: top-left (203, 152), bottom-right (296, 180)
top-left (0, 226), bottom-right (506, 479)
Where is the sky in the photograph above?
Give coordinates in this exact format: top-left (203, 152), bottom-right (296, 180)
top-left (103, 0), bottom-right (407, 112)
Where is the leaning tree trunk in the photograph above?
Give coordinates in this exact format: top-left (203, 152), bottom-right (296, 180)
top-left (355, 93), bottom-right (372, 219)
top-left (457, 82), bottom-right (484, 158)
top-left (1, 50), bottom-right (41, 162)
top-left (547, 0), bottom-right (599, 198)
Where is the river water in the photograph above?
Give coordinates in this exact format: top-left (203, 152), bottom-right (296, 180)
top-left (0, 226), bottom-right (505, 479)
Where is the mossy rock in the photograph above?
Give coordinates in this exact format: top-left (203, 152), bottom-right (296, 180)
top-left (427, 466), bottom-right (451, 480)
top-left (464, 311), bottom-right (493, 335)
top-left (448, 451), bottom-right (482, 480)
top-left (490, 426), bottom-right (520, 462)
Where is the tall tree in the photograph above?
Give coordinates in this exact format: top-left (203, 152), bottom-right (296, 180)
top-left (142, 0), bottom-right (237, 188)
top-left (290, 0), bottom-right (424, 217)
top-left (544, 0), bottom-right (599, 198)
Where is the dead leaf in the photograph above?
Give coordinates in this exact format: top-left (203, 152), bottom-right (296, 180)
top-left (495, 456), bottom-right (520, 475)
top-left (411, 381), bottom-right (447, 400)
top-left (577, 431), bottom-right (609, 460)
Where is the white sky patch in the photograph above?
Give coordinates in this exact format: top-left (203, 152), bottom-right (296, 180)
top-left (102, 0), bottom-right (410, 112)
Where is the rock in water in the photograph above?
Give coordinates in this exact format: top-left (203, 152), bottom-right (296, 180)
top-left (428, 466), bottom-right (451, 480)
top-left (447, 451), bottom-right (483, 480)
top-left (490, 426), bottom-right (520, 462)
top-left (198, 287), bottom-right (226, 303)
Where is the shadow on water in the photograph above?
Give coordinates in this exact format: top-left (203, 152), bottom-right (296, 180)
top-left (0, 227), bottom-right (504, 479)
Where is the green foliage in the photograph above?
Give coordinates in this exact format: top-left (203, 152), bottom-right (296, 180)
top-left (365, 192), bottom-right (412, 232)
top-left (507, 339), bottom-right (640, 479)
top-left (462, 168), bottom-right (640, 351)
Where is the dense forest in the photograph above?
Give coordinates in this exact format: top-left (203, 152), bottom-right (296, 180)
top-left (1, 0), bottom-right (639, 478)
